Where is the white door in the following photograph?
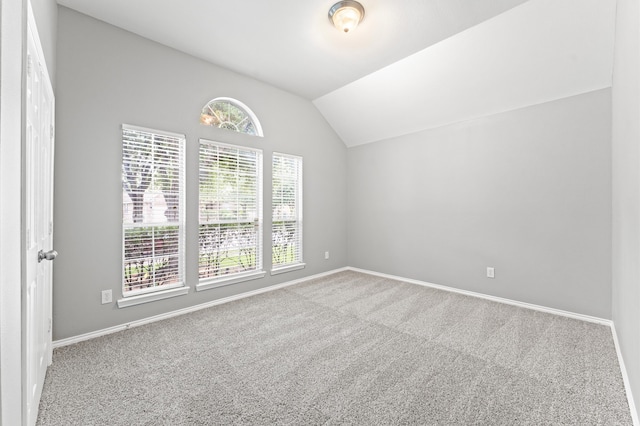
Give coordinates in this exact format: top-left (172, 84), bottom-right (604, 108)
top-left (24, 6), bottom-right (55, 425)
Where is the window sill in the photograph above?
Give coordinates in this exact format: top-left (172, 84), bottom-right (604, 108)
top-left (271, 263), bottom-right (306, 276)
top-left (117, 285), bottom-right (190, 308)
top-left (196, 270), bottom-right (266, 292)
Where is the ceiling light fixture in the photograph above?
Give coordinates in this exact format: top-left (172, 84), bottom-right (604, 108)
top-left (329, 1), bottom-right (365, 33)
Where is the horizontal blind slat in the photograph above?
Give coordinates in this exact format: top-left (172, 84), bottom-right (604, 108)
top-left (198, 140), bottom-right (263, 281)
top-left (123, 127), bottom-right (185, 295)
top-left (272, 153), bottom-right (303, 268)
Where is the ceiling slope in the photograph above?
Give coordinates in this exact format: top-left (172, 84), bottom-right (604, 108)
top-left (313, 0), bottom-right (616, 147)
top-left (56, 0), bottom-right (528, 99)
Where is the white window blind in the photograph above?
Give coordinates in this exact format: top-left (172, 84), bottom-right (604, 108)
top-left (199, 140), bottom-right (263, 282)
top-left (272, 153), bottom-right (303, 270)
top-left (122, 125), bottom-right (185, 295)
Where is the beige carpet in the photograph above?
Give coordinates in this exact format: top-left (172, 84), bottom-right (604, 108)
top-left (37, 270), bottom-right (632, 425)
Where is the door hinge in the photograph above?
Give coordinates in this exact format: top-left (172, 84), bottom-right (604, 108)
top-left (49, 222), bottom-right (53, 235)
top-left (27, 55), bottom-right (33, 78)
top-left (48, 318), bottom-right (52, 333)
top-left (50, 125), bottom-right (54, 140)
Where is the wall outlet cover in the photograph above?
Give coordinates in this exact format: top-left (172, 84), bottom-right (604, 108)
top-left (101, 289), bottom-right (112, 304)
top-left (487, 267), bottom-right (495, 278)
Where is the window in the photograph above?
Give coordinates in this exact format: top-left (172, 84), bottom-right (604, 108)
top-left (198, 139), bottom-right (265, 289)
top-left (122, 125), bottom-right (185, 297)
top-left (200, 97), bottom-right (263, 137)
top-left (272, 153), bottom-right (304, 273)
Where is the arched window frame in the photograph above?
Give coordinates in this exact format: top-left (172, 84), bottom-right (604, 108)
top-left (200, 97), bottom-right (263, 137)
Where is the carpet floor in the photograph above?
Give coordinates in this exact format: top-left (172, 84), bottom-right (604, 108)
top-left (37, 271), bottom-right (632, 425)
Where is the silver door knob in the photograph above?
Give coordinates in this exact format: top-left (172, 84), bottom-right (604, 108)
top-left (38, 249), bottom-right (57, 263)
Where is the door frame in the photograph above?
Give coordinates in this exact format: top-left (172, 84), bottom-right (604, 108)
top-left (0, 0), bottom-right (27, 425)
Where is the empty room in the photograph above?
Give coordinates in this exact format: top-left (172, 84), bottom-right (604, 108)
top-left (1, 0), bottom-right (640, 424)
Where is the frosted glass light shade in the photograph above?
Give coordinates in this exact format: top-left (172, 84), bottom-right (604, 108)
top-left (329, 1), bottom-right (365, 33)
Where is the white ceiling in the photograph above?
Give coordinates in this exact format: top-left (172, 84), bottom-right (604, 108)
top-left (55, 0), bottom-right (529, 100)
top-left (315, 0), bottom-right (616, 146)
top-left (56, 0), bottom-right (616, 147)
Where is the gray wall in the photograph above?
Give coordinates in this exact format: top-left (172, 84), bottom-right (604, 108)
top-left (348, 89), bottom-right (612, 319)
top-left (612, 0), bottom-right (640, 417)
top-left (53, 7), bottom-right (348, 340)
top-left (30, 0), bottom-right (57, 86)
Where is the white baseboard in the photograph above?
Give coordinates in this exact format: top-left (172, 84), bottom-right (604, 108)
top-left (347, 267), bottom-right (612, 326)
top-left (55, 265), bottom-right (610, 347)
top-left (54, 265), bottom-right (638, 423)
top-left (53, 267), bottom-right (349, 348)
top-left (349, 267), bottom-right (640, 424)
top-left (611, 323), bottom-right (640, 426)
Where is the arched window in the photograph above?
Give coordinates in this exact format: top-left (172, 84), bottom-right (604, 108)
top-left (200, 97), bottom-right (263, 137)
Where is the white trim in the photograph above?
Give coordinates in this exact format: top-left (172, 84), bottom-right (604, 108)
top-left (117, 286), bottom-right (190, 308)
top-left (201, 97), bottom-right (263, 137)
top-left (123, 281), bottom-right (184, 298)
top-left (272, 152), bottom-right (304, 269)
top-left (196, 270), bottom-right (267, 291)
top-left (1, 0), bottom-right (25, 424)
top-left (351, 268), bottom-right (640, 420)
top-left (52, 265), bottom-right (638, 424)
top-left (198, 139), bottom-right (264, 280)
top-left (611, 323), bottom-right (640, 426)
top-left (58, 265), bottom-right (612, 345)
top-left (122, 123), bottom-right (186, 140)
top-left (199, 137), bottom-right (263, 151)
top-left (347, 267), bottom-right (612, 326)
top-left (121, 126), bottom-right (186, 298)
top-left (54, 267), bottom-right (349, 348)
top-left (271, 263), bottom-right (306, 276)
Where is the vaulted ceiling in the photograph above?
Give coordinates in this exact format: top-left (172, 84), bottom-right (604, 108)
top-left (56, 0), bottom-right (616, 146)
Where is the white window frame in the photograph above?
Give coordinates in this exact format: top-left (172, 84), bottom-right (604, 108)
top-left (271, 152), bottom-right (305, 275)
top-left (118, 124), bottom-right (188, 308)
top-left (197, 139), bottom-right (265, 291)
top-left (200, 97), bottom-right (263, 137)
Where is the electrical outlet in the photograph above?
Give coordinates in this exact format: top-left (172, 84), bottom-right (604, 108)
top-left (325, 251), bottom-right (330, 260)
top-left (101, 289), bottom-right (112, 304)
top-left (487, 267), bottom-right (495, 278)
